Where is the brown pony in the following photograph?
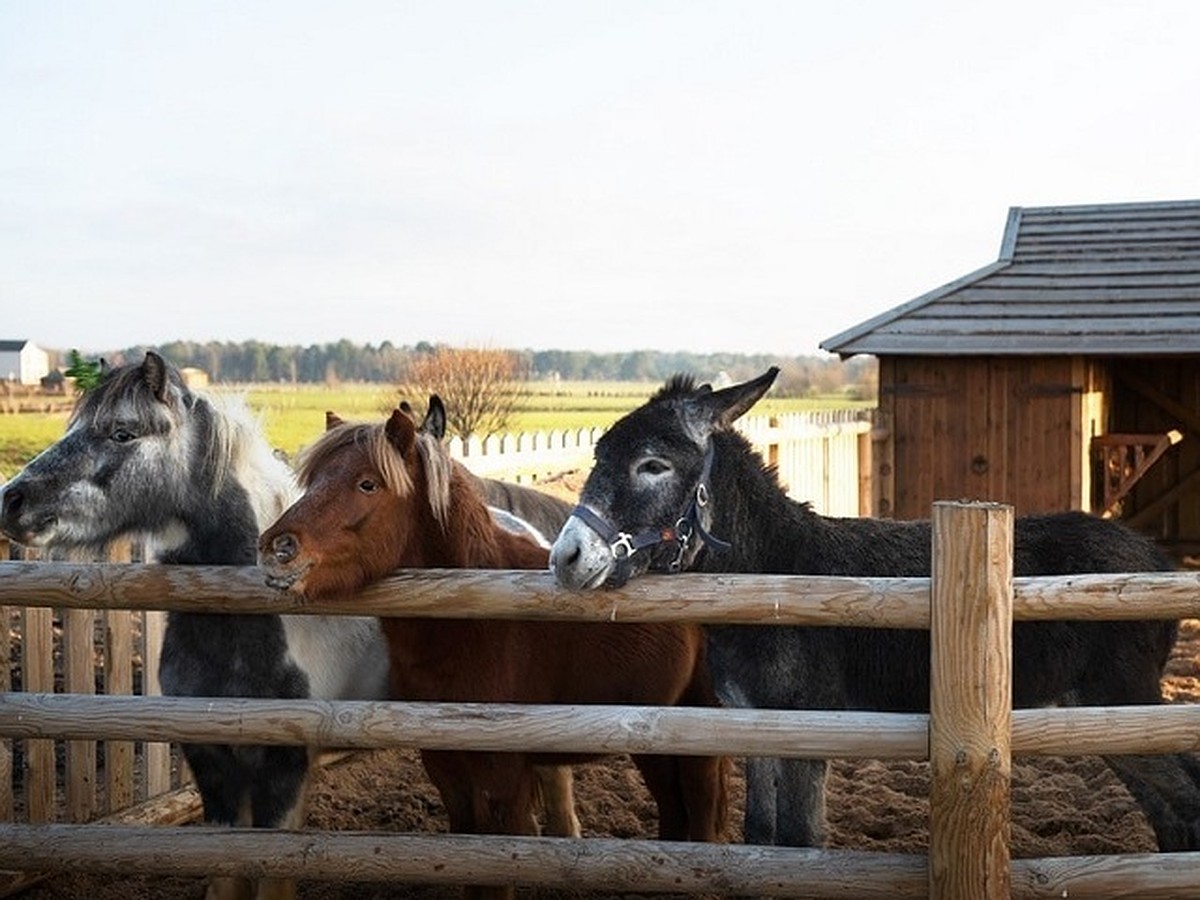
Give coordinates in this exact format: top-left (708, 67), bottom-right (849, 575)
top-left (258, 398), bottom-right (729, 900)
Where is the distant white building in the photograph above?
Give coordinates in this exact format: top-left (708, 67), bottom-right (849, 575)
top-left (0, 340), bottom-right (51, 385)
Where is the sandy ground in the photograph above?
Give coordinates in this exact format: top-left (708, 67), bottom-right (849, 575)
top-left (12, 621), bottom-right (1200, 900)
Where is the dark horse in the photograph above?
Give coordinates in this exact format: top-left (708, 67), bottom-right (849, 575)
top-left (258, 398), bottom-right (730, 900)
top-left (0, 353), bottom-right (577, 900)
top-left (550, 366), bottom-right (1200, 852)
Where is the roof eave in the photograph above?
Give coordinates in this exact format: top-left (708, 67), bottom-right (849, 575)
top-left (819, 259), bottom-right (1013, 358)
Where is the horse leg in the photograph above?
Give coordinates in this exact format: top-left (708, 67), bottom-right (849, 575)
top-left (631, 754), bottom-right (692, 840)
top-left (421, 751), bottom-right (534, 900)
top-left (1100, 753), bottom-right (1200, 849)
top-left (248, 745), bottom-right (312, 900)
top-left (205, 877), bottom-right (254, 900)
top-left (534, 765), bottom-right (581, 837)
top-left (672, 754), bottom-right (729, 842)
top-left (1078, 640), bottom-right (1200, 850)
top-left (742, 756), bottom-right (828, 847)
top-left (741, 757), bottom-right (779, 845)
top-left (465, 755), bottom-right (539, 900)
top-left (773, 758), bottom-right (828, 847)
top-left (184, 744), bottom-right (255, 900)
top-left (421, 750), bottom-right (478, 831)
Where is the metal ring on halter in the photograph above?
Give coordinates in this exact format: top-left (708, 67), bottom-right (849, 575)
top-left (669, 517), bottom-right (693, 572)
top-left (696, 482), bottom-right (710, 507)
top-left (610, 533), bottom-right (636, 559)
top-left (674, 517), bottom-right (693, 543)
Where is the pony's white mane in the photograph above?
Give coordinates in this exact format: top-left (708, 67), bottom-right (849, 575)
top-left (206, 393), bottom-right (300, 530)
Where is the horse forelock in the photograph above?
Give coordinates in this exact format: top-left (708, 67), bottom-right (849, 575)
top-left (76, 367), bottom-right (296, 529)
top-left (296, 421), bottom-right (429, 514)
top-left (71, 362), bottom-right (186, 435)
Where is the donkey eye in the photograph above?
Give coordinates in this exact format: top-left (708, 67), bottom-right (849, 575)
top-left (636, 458), bottom-right (671, 477)
top-left (358, 478), bottom-right (378, 494)
top-left (111, 428), bottom-right (137, 444)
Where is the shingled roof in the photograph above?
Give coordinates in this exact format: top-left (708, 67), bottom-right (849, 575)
top-left (820, 199), bottom-right (1200, 357)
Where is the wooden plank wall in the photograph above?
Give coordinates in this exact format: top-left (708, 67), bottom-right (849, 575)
top-left (879, 355), bottom-right (1104, 520)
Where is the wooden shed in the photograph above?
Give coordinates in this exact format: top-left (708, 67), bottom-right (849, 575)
top-left (821, 198), bottom-right (1200, 558)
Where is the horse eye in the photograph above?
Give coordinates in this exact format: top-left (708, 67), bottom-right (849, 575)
top-left (358, 479), bottom-right (378, 494)
top-left (636, 458), bottom-right (671, 476)
top-left (111, 428), bottom-right (136, 444)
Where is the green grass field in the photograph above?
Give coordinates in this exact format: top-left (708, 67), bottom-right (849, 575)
top-left (0, 382), bottom-right (872, 481)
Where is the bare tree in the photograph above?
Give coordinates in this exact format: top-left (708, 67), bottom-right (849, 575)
top-left (396, 346), bottom-right (527, 442)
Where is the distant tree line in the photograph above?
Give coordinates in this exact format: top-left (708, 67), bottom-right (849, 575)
top-left (53, 340), bottom-right (876, 399)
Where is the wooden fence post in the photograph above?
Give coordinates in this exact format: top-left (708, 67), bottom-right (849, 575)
top-left (929, 501), bottom-right (1013, 900)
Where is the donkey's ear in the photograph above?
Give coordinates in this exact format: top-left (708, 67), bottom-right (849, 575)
top-left (384, 407), bottom-right (418, 457)
top-left (419, 395), bottom-right (447, 441)
top-left (398, 400), bottom-right (415, 420)
top-left (141, 351), bottom-right (171, 403)
top-left (695, 366), bottom-right (779, 429)
top-left (325, 411), bottom-right (345, 431)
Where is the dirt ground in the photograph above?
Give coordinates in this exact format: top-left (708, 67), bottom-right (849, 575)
top-left (10, 470), bottom-right (1200, 898)
top-left (15, 623), bottom-right (1200, 900)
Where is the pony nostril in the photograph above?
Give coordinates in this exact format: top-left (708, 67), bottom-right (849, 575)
top-left (272, 533), bottom-right (299, 564)
top-left (1, 487), bottom-right (24, 523)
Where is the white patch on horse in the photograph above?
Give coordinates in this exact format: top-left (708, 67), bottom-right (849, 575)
top-left (144, 519), bottom-right (190, 557)
top-left (279, 616), bottom-right (389, 700)
top-left (489, 505), bottom-right (551, 548)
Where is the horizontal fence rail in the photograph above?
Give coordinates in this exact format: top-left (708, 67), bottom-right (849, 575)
top-left (3, 501), bottom-right (1200, 899)
top-left (3, 825), bottom-right (1199, 900)
top-left (3, 561), bottom-right (1200, 624)
top-left (4, 694), bottom-right (1200, 759)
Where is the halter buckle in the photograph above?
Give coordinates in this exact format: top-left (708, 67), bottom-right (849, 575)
top-left (610, 533), bottom-right (636, 559)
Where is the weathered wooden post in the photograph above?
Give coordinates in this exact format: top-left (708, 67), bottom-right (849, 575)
top-left (929, 501), bottom-right (1013, 900)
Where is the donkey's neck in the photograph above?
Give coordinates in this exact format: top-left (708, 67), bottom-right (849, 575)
top-left (698, 430), bottom-right (823, 575)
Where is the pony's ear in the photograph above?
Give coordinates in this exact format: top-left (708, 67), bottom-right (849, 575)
top-left (695, 366), bottom-right (779, 428)
top-left (398, 400), bottom-right (415, 420)
top-left (141, 351), bottom-right (171, 403)
top-left (325, 411), bottom-right (345, 431)
top-left (419, 395), bottom-right (447, 441)
top-left (384, 407), bottom-right (418, 457)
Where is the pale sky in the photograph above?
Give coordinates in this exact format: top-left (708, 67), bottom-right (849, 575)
top-left (2, 1), bottom-right (1198, 357)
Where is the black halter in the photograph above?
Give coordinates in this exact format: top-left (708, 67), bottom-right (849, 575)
top-left (570, 440), bottom-right (731, 572)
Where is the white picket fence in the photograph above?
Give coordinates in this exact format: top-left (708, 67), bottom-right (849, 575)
top-left (449, 409), bottom-right (873, 517)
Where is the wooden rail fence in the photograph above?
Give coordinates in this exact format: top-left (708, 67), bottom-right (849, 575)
top-left (2, 502), bottom-right (1200, 898)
